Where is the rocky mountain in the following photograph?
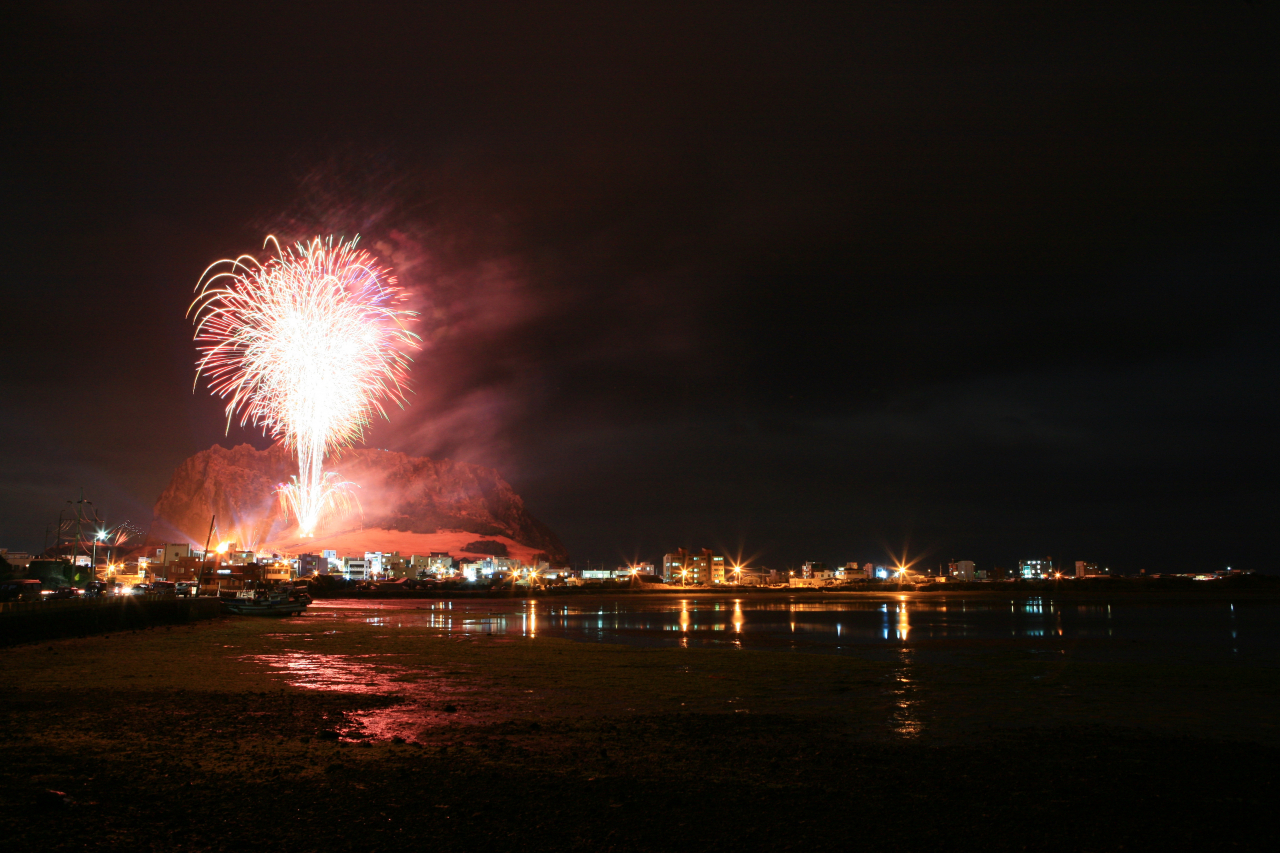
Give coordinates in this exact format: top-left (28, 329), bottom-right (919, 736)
top-left (149, 443), bottom-right (569, 565)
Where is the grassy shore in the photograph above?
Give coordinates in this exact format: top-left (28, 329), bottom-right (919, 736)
top-left (1, 603), bottom-right (1276, 851)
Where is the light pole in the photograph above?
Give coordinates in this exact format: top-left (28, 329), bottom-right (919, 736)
top-left (92, 531), bottom-right (106, 581)
top-left (65, 490), bottom-right (100, 584)
top-left (57, 506), bottom-right (71, 558)
top-left (73, 494), bottom-right (91, 571)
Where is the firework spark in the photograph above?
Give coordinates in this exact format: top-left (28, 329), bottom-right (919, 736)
top-left (190, 236), bottom-right (418, 536)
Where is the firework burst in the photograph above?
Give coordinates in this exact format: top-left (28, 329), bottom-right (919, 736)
top-left (190, 235), bottom-right (418, 536)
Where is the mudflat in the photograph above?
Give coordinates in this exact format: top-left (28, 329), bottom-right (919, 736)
top-left (1, 596), bottom-right (1275, 852)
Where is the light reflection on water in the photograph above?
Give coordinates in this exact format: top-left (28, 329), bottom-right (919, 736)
top-left (890, 649), bottom-right (921, 739)
top-left (247, 596), bottom-right (1277, 744)
top-left (244, 650), bottom-right (476, 742)
top-left (306, 596), bottom-right (1277, 658)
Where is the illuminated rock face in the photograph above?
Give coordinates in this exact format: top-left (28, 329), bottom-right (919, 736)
top-left (149, 443), bottom-right (568, 564)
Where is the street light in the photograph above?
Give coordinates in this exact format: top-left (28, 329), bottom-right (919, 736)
top-left (92, 530), bottom-right (107, 579)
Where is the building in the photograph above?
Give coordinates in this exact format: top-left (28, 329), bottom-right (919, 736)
top-left (343, 558), bottom-right (371, 580)
top-left (363, 552), bottom-right (385, 577)
top-left (322, 550), bottom-right (338, 572)
top-left (662, 548), bottom-right (724, 584)
top-left (834, 560), bottom-right (865, 581)
top-left (0, 550), bottom-right (34, 571)
top-left (800, 561), bottom-right (827, 579)
top-left (835, 563), bottom-right (869, 581)
top-left (613, 562), bottom-right (658, 579)
top-left (1075, 561), bottom-right (1108, 577)
top-left (949, 560), bottom-right (976, 581)
top-left (297, 553), bottom-right (324, 576)
top-left (382, 552), bottom-right (413, 578)
top-left (1018, 558), bottom-right (1053, 579)
top-left (410, 553), bottom-right (455, 576)
top-left (159, 555), bottom-right (209, 581)
top-left (662, 550), bottom-right (691, 582)
top-left (263, 559), bottom-right (292, 581)
top-left (198, 563), bottom-right (267, 595)
top-left (157, 544), bottom-right (192, 565)
top-left (458, 560), bottom-right (486, 582)
top-left (425, 552), bottom-right (454, 575)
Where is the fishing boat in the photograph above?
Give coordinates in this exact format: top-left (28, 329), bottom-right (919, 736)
top-left (221, 587), bottom-right (310, 617)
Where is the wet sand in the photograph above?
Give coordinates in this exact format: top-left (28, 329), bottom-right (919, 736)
top-left (1, 602), bottom-right (1276, 851)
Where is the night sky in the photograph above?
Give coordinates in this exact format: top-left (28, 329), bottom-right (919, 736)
top-left (3, 2), bottom-right (1276, 574)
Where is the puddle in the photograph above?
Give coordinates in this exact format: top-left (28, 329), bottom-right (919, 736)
top-left (245, 652), bottom-right (478, 742)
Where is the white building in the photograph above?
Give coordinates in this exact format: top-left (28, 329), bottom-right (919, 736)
top-left (1019, 559), bottom-right (1052, 579)
top-left (157, 544), bottom-right (192, 565)
top-left (422, 553), bottom-right (454, 575)
top-left (950, 560), bottom-right (976, 581)
top-left (790, 576), bottom-right (834, 588)
top-left (836, 563), bottom-right (871, 581)
top-left (458, 560), bottom-right (485, 582)
top-left (0, 551), bottom-right (34, 570)
top-left (343, 558), bottom-right (371, 580)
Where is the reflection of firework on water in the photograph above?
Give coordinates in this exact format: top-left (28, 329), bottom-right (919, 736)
top-left (190, 236), bottom-right (418, 536)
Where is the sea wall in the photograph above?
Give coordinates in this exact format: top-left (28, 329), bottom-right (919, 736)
top-left (0, 595), bottom-right (221, 646)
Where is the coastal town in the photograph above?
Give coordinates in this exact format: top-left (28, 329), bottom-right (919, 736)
top-left (2, 540), bottom-right (1245, 602)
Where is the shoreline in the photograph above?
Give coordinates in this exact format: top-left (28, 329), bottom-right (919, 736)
top-left (309, 582), bottom-right (1280, 602)
top-left (3, 598), bottom-right (1275, 850)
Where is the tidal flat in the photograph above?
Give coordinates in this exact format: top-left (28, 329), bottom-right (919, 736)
top-left (1, 594), bottom-right (1276, 852)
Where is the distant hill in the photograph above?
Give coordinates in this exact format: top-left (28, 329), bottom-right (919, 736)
top-left (149, 443), bottom-right (568, 565)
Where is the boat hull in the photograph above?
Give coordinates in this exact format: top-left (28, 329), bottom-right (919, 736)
top-left (221, 599), bottom-right (308, 617)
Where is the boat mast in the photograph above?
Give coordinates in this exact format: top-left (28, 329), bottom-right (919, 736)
top-left (200, 515), bottom-right (216, 592)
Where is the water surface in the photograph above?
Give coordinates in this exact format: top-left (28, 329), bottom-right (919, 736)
top-left (305, 594), bottom-right (1278, 661)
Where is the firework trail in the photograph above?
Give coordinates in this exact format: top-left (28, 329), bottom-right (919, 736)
top-left (190, 236), bottom-right (418, 536)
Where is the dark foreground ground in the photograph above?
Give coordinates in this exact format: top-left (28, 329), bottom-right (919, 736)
top-left (1, 602), bottom-right (1276, 852)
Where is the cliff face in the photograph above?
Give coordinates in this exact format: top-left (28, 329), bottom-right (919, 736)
top-left (150, 443), bottom-right (569, 564)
